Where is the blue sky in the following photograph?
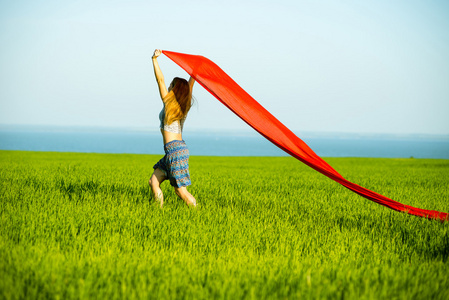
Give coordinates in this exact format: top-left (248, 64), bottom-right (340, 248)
top-left (1, 0), bottom-right (448, 135)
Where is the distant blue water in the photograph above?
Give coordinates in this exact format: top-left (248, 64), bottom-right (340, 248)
top-left (0, 126), bottom-right (448, 159)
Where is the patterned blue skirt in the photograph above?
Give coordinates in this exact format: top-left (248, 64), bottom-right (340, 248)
top-left (153, 140), bottom-right (191, 188)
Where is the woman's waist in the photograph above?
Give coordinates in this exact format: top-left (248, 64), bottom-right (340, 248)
top-left (163, 139), bottom-right (188, 153)
top-left (161, 129), bottom-right (183, 144)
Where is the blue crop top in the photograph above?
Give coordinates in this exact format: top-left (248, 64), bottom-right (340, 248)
top-left (159, 106), bottom-right (186, 134)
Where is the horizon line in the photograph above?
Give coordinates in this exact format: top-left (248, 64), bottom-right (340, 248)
top-left (1, 123), bottom-right (448, 139)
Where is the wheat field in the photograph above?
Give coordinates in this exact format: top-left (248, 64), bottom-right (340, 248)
top-left (1, 150), bottom-right (448, 299)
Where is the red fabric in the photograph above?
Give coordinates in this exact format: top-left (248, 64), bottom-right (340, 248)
top-left (163, 50), bottom-right (448, 222)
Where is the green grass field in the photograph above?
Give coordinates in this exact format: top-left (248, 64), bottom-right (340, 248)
top-left (1, 150), bottom-right (448, 299)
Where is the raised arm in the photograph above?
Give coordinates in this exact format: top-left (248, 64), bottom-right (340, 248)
top-left (152, 49), bottom-right (168, 100)
top-left (189, 76), bottom-right (195, 92)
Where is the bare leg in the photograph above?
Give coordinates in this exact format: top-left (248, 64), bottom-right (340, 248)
top-left (149, 168), bottom-right (166, 207)
top-left (174, 186), bottom-right (197, 207)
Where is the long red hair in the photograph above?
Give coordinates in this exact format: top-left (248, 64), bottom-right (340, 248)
top-left (163, 77), bottom-right (192, 124)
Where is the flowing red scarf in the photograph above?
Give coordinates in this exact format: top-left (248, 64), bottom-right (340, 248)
top-left (163, 50), bottom-right (448, 221)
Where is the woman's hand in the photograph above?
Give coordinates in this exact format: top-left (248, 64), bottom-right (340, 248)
top-left (152, 49), bottom-right (162, 59)
top-left (152, 49), bottom-right (168, 99)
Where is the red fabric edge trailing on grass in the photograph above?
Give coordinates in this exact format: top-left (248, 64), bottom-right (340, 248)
top-left (163, 50), bottom-right (448, 222)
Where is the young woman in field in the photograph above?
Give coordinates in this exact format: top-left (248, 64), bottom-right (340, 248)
top-left (149, 49), bottom-right (197, 207)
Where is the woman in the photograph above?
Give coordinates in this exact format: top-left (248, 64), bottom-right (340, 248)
top-left (149, 49), bottom-right (197, 207)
